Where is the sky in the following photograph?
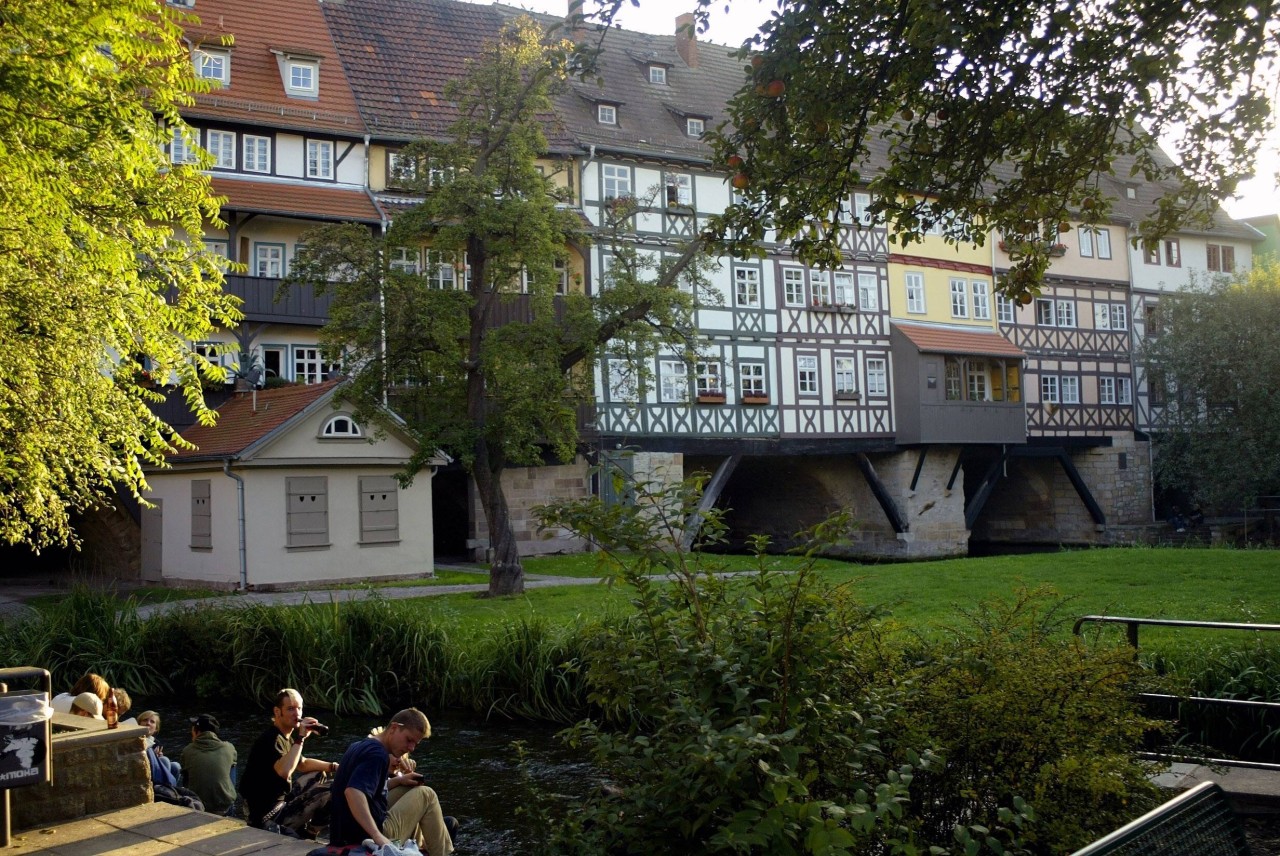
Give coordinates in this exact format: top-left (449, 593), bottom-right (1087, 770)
top-left (483, 0), bottom-right (1280, 222)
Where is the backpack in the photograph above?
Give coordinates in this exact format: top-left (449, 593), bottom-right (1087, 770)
top-left (154, 783), bottom-right (205, 812)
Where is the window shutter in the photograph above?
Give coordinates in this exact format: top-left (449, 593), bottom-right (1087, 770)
top-left (359, 476), bottom-right (400, 543)
top-left (191, 479), bottom-right (212, 549)
top-left (286, 476), bottom-right (329, 547)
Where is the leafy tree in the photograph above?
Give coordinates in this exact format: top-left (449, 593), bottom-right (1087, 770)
top-left (290, 19), bottom-right (703, 595)
top-left (1143, 261), bottom-right (1280, 510)
top-left (0, 0), bottom-right (238, 547)
top-left (583, 0), bottom-right (1277, 296)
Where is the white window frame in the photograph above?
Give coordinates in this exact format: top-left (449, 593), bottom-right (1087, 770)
top-left (686, 117), bottom-right (704, 137)
top-left (254, 243), bottom-right (285, 278)
top-left (796, 355), bottom-right (819, 396)
top-left (665, 172), bottom-right (692, 208)
top-left (244, 135), bottom-right (271, 173)
top-left (810, 270), bottom-right (831, 306)
top-left (734, 267), bottom-right (760, 308)
top-left (286, 60), bottom-right (318, 96)
top-left (1036, 298), bottom-right (1056, 326)
top-left (206, 129), bottom-right (236, 169)
top-left (597, 103), bottom-right (617, 125)
top-left (427, 251), bottom-right (457, 289)
top-left (306, 139), bottom-right (333, 179)
top-left (1100, 376), bottom-right (1117, 405)
top-left (996, 294), bottom-right (1015, 324)
top-left (293, 346), bottom-right (325, 385)
top-left (783, 268), bottom-right (806, 307)
top-left (866, 358), bottom-right (887, 396)
top-left (739, 363), bottom-right (766, 397)
top-left (389, 247), bottom-right (420, 274)
top-left (1117, 376), bottom-right (1132, 405)
top-left (1055, 299), bottom-right (1076, 328)
top-left (1041, 375), bottom-right (1060, 404)
top-left (320, 415), bottom-right (362, 438)
top-left (195, 48), bottom-right (229, 85)
top-left (834, 357), bottom-right (857, 395)
top-left (853, 192), bottom-right (874, 226)
top-left (695, 361), bottom-right (723, 395)
top-left (967, 360), bottom-right (989, 401)
top-left (659, 359), bottom-right (688, 403)
top-left (950, 277), bottom-right (969, 318)
top-left (833, 272), bottom-right (855, 307)
top-left (607, 359), bottom-right (638, 403)
top-left (905, 272), bottom-right (926, 314)
top-left (170, 126), bottom-right (197, 164)
top-left (1060, 375), bottom-right (1080, 404)
top-left (648, 65), bottom-right (667, 84)
top-left (971, 280), bottom-right (990, 320)
top-left (858, 272), bottom-right (879, 311)
top-left (602, 164), bottom-right (631, 200)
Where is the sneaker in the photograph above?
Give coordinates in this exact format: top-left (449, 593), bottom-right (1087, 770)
top-left (443, 816), bottom-right (460, 841)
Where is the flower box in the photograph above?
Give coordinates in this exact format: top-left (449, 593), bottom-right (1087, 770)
top-left (834, 390), bottom-right (860, 401)
top-left (741, 394), bottom-right (769, 405)
top-left (696, 392), bottom-right (726, 404)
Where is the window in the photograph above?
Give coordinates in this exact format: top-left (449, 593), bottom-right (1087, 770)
top-left (389, 247), bottom-right (420, 274)
top-left (648, 65), bottom-right (666, 84)
top-left (858, 272), bottom-right (879, 311)
top-left (320, 415), bottom-right (362, 438)
top-left (427, 162), bottom-right (455, 189)
top-left (905, 272), bottom-right (926, 314)
top-left (1060, 375), bottom-right (1080, 404)
top-left (1100, 377), bottom-right (1116, 405)
top-left (607, 360), bottom-right (638, 402)
top-left (287, 61), bottom-right (317, 96)
top-left (945, 359), bottom-right (962, 400)
top-left (866, 358), bottom-right (887, 396)
top-left (190, 479), bottom-right (211, 549)
top-left (306, 140), bottom-right (333, 179)
top-left (254, 243), bottom-right (284, 278)
top-left (665, 173), bottom-right (692, 207)
top-left (696, 361), bottom-right (722, 395)
top-left (1079, 226), bottom-right (1112, 259)
top-left (686, 117), bottom-right (704, 137)
top-left (1094, 303), bottom-right (1128, 331)
top-left (833, 272), bottom-right (855, 306)
top-left (244, 135), bottom-right (271, 173)
top-left (996, 294), bottom-right (1015, 323)
top-left (740, 363), bottom-right (766, 397)
top-left (1041, 375), bottom-right (1059, 404)
top-left (1117, 376), bottom-right (1132, 405)
top-left (286, 476), bottom-right (328, 548)
top-left (358, 476), bottom-right (400, 544)
top-left (521, 259), bottom-right (568, 294)
top-left (950, 278), bottom-right (969, 318)
top-left (1148, 368), bottom-right (1167, 406)
top-left (602, 164), bottom-right (631, 200)
top-left (1143, 244), bottom-right (1161, 265)
top-left (205, 240), bottom-right (229, 265)
top-left (967, 360), bottom-right (989, 401)
top-left (834, 357), bottom-right (857, 395)
top-left (597, 104), bottom-right (617, 125)
top-left (853, 192), bottom-right (874, 227)
top-left (796, 355), bottom-right (818, 395)
top-left (971, 280), bottom-right (990, 320)
top-left (1164, 239), bottom-right (1181, 267)
top-left (293, 346), bottom-right (333, 385)
top-left (810, 270), bottom-right (831, 306)
top-left (1207, 243), bottom-right (1236, 273)
top-left (206, 130), bottom-right (235, 169)
top-left (387, 151), bottom-right (419, 188)
top-left (427, 251), bottom-right (457, 289)
top-left (783, 268), bottom-right (805, 307)
top-left (1036, 298), bottom-right (1055, 326)
top-left (195, 49), bottom-right (229, 85)
top-left (170, 126), bottom-right (197, 164)
top-left (659, 360), bottom-right (688, 402)
top-left (734, 267), bottom-right (760, 308)
top-left (1056, 299), bottom-right (1076, 328)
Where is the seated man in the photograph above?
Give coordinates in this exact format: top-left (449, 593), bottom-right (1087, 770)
top-left (239, 688), bottom-right (337, 830)
top-left (328, 708), bottom-right (454, 855)
top-left (181, 714), bottom-right (238, 815)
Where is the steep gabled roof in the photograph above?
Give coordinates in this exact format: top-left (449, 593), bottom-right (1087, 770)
top-left (181, 0), bottom-right (366, 136)
top-left (170, 380), bottom-right (342, 461)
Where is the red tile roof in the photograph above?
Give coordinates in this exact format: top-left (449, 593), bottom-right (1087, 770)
top-left (182, 0), bottom-right (366, 136)
top-left (894, 323), bottom-right (1026, 358)
top-left (211, 176), bottom-right (382, 222)
top-left (170, 381), bottom-right (341, 460)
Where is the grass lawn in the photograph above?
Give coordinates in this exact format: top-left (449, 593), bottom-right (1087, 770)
top-left (25, 586), bottom-right (228, 611)
top-left (421, 546), bottom-right (1280, 651)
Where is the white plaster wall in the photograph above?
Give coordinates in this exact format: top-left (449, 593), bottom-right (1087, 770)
top-left (276, 134), bottom-right (304, 179)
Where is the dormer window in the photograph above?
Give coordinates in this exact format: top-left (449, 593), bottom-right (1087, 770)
top-left (648, 65), bottom-right (667, 84)
top-left (272, 48), bottom-right (322, 99)
top-left (288, 61), bottom-right (316, 95)
top-left (597, 103), bottom-right (617, 125)
top-left (194, 48), bottom-right (229, 86)
top-left (320, 414), bottom-right (362, 438)
top-left (686, 117), bottom-right (704, 137)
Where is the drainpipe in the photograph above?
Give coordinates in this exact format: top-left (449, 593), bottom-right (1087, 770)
top-left (223, 459), bottom-right (247, 591)
top-left (362, 133), bottom-right (391, 405)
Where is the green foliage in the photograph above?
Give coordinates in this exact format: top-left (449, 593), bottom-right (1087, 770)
top-left (1143, 260), bottom-right (1280, 510)
top-left (0, 0), bottom-right (240, 547)
top-left (675, 0), bottom-right (1278, 297)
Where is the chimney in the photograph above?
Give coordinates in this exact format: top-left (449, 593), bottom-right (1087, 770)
top-left (675, 13), bottom-right (698, 69)
top-left (567, 0), bottom-right (585, 42)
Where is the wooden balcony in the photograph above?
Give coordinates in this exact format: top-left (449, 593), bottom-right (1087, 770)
top-left (222, 275), bottom-right (333, 326)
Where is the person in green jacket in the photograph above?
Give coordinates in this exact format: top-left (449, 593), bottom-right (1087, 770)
top-left (180, 714), bottom-right (238, 814)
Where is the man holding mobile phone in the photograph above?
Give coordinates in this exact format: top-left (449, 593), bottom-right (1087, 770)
top-left (328, 708), bottom-right (455, 854)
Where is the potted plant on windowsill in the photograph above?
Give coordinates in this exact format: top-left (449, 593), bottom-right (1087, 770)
top-left (696, 390), bottom-right (726, 404)
top-left (837, 304), bottom-right (856, 313)
top-left (810, 299), bottom-right (835, 312)
top-left (834, 390), bottom-right (860, 401)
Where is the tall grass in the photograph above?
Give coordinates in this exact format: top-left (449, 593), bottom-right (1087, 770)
top-left (0, 588), bottom-right (589, 719)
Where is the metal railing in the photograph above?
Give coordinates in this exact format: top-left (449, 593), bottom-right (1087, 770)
top-left (1073, 615), bottom-right (1280, 650)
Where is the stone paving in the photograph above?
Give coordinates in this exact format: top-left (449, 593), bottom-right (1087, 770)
top-left (4, 802), bottom-right (315, 855)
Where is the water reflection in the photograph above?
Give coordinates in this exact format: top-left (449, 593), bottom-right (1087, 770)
top-left (143, 702), bottom-right (595, 854)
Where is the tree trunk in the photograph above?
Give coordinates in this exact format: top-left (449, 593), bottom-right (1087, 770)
top-left (472, 438), bottom-right (524, 596)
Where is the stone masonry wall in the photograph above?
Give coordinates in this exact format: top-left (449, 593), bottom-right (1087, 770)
top-left (469, 459), bottom-right (593, 561)
top-left (13, 727), bottom-right (151, 830)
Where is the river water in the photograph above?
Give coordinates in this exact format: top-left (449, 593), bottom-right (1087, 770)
top-left (142, 702), bottom-right (596, 853)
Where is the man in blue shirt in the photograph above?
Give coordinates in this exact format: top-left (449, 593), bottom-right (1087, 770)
top-left (328, 708), bottom-right (454, 855)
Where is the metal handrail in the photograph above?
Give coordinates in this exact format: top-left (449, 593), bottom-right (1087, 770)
top-left (1072, 615), bottom-right (1280, 649)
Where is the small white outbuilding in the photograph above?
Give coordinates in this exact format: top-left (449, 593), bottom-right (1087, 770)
top-left (141, 380), bottom-right (445, 589)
